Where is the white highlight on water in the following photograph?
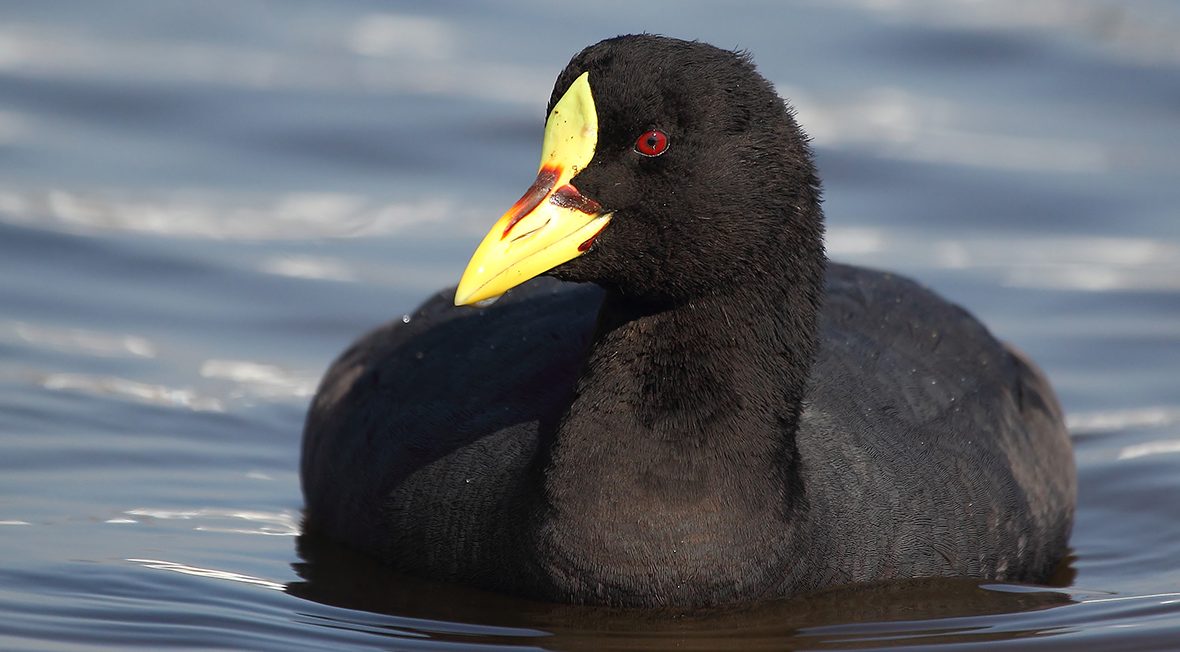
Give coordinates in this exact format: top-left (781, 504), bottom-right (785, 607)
top-left (199, 359), bottom-right (318, 400)
top-left (126, 558), bottom-right (285, 591)
top-left (125, 507), bottom-right (300, 536)
top-left (39, 372), bottom-right (225, 412)
top-left (0, 320), bottom-right (155, 359)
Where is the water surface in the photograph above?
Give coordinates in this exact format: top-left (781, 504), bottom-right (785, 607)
top-left (2, 1), bottom-right (1179, 649)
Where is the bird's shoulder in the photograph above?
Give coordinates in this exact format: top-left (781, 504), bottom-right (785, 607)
top-left (302, 277), bottom-right (602, 489)
top-left (801, 262), bottom-right (1038, 497)
top-left (812, 262), bottom-right (1017, 421)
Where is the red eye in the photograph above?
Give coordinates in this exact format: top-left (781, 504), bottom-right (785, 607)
top-left (634, 129), bottom-right (669, 157)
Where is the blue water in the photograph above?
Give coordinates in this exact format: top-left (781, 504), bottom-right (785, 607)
top-left (2, 1), bottom-right (1179, 649)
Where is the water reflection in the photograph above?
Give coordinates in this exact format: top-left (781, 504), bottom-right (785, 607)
top-left (128, 558), bottom-right (285, 591)
top-left (1, 0), bottom-right (1178, 649)
top-left (36, 371), bottom-right (225, 412)
top-left (124, 507), bottom-right (300, 536)
top-left (1068, 406), bottom-right (1180, 435)
top-left (827, 0), bottom-right (1180, 66)
top-left (826, 229), bottom-right (1180, 292)
top-left (288, 534), bottom-right (1076, 650)
top-left (790, 87), bottom-right (1109, 173)
top-left (199, 359), bottom-right (318, 401)
top-left (0, 188), bottom-right (471, 239)
top-left (0, 13), bottom-right (551, 101)
top-left (0, 320), bottom-right (155, 358)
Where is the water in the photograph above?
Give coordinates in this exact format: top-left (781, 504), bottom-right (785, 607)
top-left (2, 1), bottom-right (1179, 649)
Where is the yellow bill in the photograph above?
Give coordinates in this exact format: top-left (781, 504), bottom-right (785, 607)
top-left (454, 72), bottom-right (611, 306)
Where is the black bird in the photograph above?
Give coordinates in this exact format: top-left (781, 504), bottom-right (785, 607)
top-left (301, 35), bottom-right (1075, 608)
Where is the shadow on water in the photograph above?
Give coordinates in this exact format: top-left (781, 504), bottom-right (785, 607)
top-left (287, 533), bottom-right (1077, 650)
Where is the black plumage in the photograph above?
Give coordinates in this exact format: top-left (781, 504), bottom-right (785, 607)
top-left (301, 35), bottom-right (1075, 608)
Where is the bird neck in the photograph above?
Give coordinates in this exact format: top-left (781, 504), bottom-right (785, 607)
top-left (580, 284), bottom-right (815, 443)
top-left (530, 264), bottom-right (823, 603)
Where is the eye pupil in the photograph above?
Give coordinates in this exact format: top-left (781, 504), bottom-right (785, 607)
top-left (635, 129), bottom-right (668, 157)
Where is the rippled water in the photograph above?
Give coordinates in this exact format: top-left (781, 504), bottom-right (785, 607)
top-left (2, 1), bottom-right (1179, 649)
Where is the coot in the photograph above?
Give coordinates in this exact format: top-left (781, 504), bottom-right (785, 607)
top-left (301, 35), bottom-right (1075, 608)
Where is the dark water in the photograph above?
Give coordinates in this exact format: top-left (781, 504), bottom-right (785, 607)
top-left (2, 1), bottom-right (1179, 649)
